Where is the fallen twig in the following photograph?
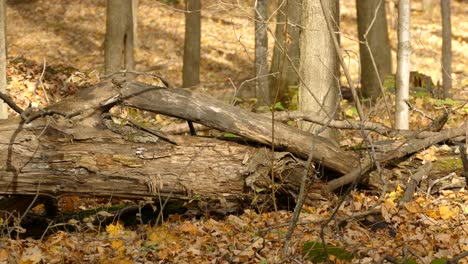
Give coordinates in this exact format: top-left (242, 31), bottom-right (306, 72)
top-left (399, 161), bottom-right (432, 205)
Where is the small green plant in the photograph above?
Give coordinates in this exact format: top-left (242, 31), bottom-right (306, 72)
top-left (302, 241), bottom-right (354, 263)
top-left (431, 257), bottom-right (449, 264)
top-left (273, 102), bottom-right (285, 111)
top-left (434, 98), bottom-right (455, 106)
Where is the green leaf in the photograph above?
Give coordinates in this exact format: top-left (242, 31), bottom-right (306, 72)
top-left (274, 102), bottom-right (285, 111)
top-left (303, 241), bottom-right (354, 263)
top-left (222, 133), bottom-right (240, 138)
top-left (255, 188), bottom-right (267, 193)
top-left (412, 91), bottom-right (429, 98)
top-left (345, 107), bottom-right (358, 118)
top-left (431, 257), bottom-right (449, 264)
top-left (435, 98), bottom-right (456, 106)
top-left (398, 258), bottom-right (417, 264)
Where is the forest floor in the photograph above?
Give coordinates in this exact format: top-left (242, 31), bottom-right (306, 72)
top-left (1, 0), bottom-right (467, 263)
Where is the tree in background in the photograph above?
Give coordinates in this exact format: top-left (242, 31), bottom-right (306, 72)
top-left (441, 0), bottom-right (452, 99)
top-left (395, 0), bottom-right (411, 129)
top-left (104, 0), bottom-right (137, 75)
top-left (299, 0), bottom-right (339, 142)
top-left (356, 0), bottom-right (392, 99)
top-left (0, 0), bottom-right (7, 119)
top-left (182, 0), bottom-right (201, 89)
top-left (254, 0), bottom-right (270, 108)
top-left (269, 0), bottom-right (301, 107)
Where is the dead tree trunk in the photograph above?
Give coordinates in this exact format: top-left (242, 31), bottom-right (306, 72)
top-left (0, 79), bottom-right (465, 213)
top-left (0, 79), bottom-right (358, 210)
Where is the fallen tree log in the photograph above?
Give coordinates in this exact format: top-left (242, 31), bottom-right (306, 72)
top-left (0, 79), bottom-right (345, 212)
top-left (1, 79), bottom-right (464, 213)
top-left (0, 118), bottom-right (320, 215)
top-left (112, 80), bottom-right (360, 173)
top-left (2, 79), bottom-right (359, 173)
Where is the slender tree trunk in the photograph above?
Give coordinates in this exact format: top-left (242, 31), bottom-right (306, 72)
top-left (356, 0), bottom-right (392, 99)
top-left (441, 0), bottom-right (452, 99)
top-left (0, 0), bottom-right (7, 119)
top-left (104, 0), bottom-right (137, 75)
top-left (269, 0), bottom-right (301, 107)
top-left (395, 0), bottom-right (411, 129)
top-left (299, 0), bottom-right (340, 142)
top-left (255, 0), bottom-right (270, 108)
top-left (182, 0), bottom-right (201, 88)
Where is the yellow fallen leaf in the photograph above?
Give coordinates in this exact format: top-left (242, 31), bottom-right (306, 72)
top-left (0, 249), bottom-right (8, 262)
top-left (403, 201), bottom-right (423, 213)
top-left (388, 185), bottom-right (404, 201)
top-left (148, 226), bottom-right (177, 244)
top-left (439, 205), bottom-right (459, 220)
top-left (106, 222), bottom-right (124, 237)
top-left (426, 210), bottom-right (439, 219)
top-left (110, 239), bottom-right (125, 253)
top-left (179, 222), bottom-right (199, 235)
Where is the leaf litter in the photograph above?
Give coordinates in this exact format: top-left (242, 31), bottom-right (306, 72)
top-left (1, 0), bottom-right (467, 263)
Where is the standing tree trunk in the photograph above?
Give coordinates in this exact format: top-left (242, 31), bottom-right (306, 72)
top-left (255, 0), bottom-right (270, 108)
top-left (356, 0), bottom-right (392, 99)
top-left (441, 0), bottom-right (452, 99)
top-left (104, 0), bottom-right (137, 75)
top-left (299, 0), bottom-right (339, 142)
top-left (395, 0), bottom-right (411, 129)
top-left (182, 0), bottom-right (201, 89)
top-left (269, 0), bottom-right (301, 107)
top-left (0, 0), bottom-right (7, 119)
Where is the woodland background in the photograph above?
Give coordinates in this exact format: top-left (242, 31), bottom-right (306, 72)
top-left (0, 0), bottom-right (467, 263)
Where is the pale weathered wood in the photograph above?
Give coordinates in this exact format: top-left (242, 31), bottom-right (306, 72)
top-left (0, 120), bottom-right (251, 199)
top-left (119, 81), bottom-right (359, 174)
top-left (0, 79), bottom-right (464, 207)
top-left (0, 79), bottom-right (352, 212)
top-left (13, 79), bottom-right (359, 174)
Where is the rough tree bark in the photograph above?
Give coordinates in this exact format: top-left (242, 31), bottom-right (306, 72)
top-left (0, 123), bottom-right (254, 200)
top-left (441, 0), bottom-right (452, 99)
top-left (0, 0), bottom-right (7, 119)
top-left (269, 0), bottom-right (301, 107)
top-left (356, 0), bottom-right (392, 99)
top-left (0, 80), bottom-right (359, 206)
top-left (182, 0), bottom-right (201, 89)
top-left (104, 0), bottom-right (137, 75)
top-left (299, 0), bottom-right (340, 142)
top-left (255, 0), bottom-right (270, 108)
top-left (1, 80), bottom-right (465, 211)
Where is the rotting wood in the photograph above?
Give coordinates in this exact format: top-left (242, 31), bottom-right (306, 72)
top-left (325, 123), bottom-right (467, 192)
top-left (0, 125), bottom-right (250, 199)
top-left (3, 79), bottom-right (359, 174)
top-left (1, 79), bottom-right (465, 208)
